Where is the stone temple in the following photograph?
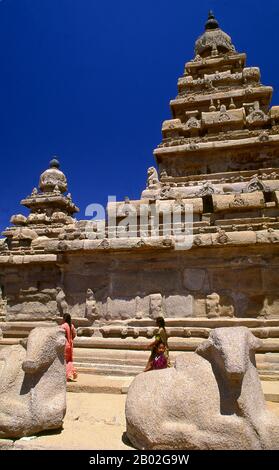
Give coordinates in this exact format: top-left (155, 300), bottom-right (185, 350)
top-left (1, 12), bottom-right (279, 378)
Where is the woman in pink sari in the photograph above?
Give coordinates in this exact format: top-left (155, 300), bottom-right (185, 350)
top-left (61, 313), bottom-right (77, 381)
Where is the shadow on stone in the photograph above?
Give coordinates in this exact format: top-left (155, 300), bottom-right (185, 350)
top-left (121, 431), bottom-right (135, 449)
top-left (36, 427), bottom-right (64, 437)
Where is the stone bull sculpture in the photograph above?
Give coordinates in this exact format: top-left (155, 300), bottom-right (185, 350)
top-left (126, 327), bottom-right (279, 449)
top-left (0, 327), bottom-right (66, 438)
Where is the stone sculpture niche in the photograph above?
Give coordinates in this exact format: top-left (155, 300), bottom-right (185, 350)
top-left (85, 288), bottom-right (100, 323)
top-left (205, 292), bottom-right (221, 318)
top-left (0, 326), bottom-right (66, 438)
top-left (126, 327), bottom-right (279, 450)
top-left (149, 293), bottom-right (164, 319)
top-left (205, 293), bottom-right (234, 318)
top-left (56, 287), bottom-right (68, 317)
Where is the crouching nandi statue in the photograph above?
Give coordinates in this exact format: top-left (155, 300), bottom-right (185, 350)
top-left (0, 326), bottom-right (66, 438)
top-left (126, 327), bottom-right (279, 450)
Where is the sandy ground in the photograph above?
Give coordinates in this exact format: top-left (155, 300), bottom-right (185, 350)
top-left (0, 394), bottom-right (279, 450)
top-left (11, 393), bottom-right (132, 450)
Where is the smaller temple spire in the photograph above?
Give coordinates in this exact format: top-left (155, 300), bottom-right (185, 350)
top-left (205, 10), bottom-right (219, 30)
top-left (39, 157), bottom-right (68, 193)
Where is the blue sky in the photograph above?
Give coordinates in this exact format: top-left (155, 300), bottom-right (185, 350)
top-left (0, 0), bottom-right (278, 231)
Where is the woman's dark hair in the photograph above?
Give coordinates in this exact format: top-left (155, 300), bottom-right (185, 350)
top-left (156, 317), bottom-right (165, 328)
top-left (156, 341), bottom-right (165, 351)
top-left (63, 313), bottom-right (72, 328)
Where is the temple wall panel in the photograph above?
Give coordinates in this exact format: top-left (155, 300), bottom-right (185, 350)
top-left (2, 246), bottom-right (271, 321)
top-left (2, 265), bottom-right (61, 321)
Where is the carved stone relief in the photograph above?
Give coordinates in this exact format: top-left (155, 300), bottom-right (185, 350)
top-left (206, 293), bottom-right (221, 318)
top-left (85, 288), bottom-right (100, 322)
top-left (149, 293), bottom-right (164, 319)
top-left (56, 287), bottom-right (68, 316)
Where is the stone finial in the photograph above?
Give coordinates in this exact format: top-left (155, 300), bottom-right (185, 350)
top-left (39, 158), bottom-right (68, 194)
top-left (229, 98), bottom-right (236, 110)
top-left (205, 10), bottom-right (219, 30)
top-left (195, 11), bottom-right (236, 57)
top-left (50, 158), bottom-right (60, 169)
top-left (209, 99), bottom-right (216, 112)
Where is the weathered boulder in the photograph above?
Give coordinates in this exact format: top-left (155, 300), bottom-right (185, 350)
top-left (126, 327), bottom-right (279, 450)
top-left (0, 326), bottom-right (66, 438)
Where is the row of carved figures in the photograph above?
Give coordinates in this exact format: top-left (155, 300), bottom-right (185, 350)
top-left (56, 288), bottom-right (232, 321)
top-left (56, 287), bottom-right (100, 322)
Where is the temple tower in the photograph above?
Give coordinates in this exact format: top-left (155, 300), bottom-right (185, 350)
top-left (144, 12), bottom-right (279, 234)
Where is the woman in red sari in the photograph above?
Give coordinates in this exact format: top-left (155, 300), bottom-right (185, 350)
top-left (61, 313), bottom-right (77, 382)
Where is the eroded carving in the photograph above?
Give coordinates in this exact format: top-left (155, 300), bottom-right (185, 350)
top-left (85, 289), bottom-right (99, 322)
top-left (149, 293), bottom-right (164, 319)
top-left (147, 167), bottom-right (161, 190)
top-left (56, 287), bottom-right (68, 316)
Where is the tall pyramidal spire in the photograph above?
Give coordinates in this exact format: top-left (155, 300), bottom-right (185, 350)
top-left (139, 10), bottom-right (279, 250)
top-left (149, 10), bottom-right (276, 191)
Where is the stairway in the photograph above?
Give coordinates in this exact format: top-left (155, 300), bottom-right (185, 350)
top-left (73, 347), bottom-right (149, 376)
top-left (256, 353), bottom-right (279, 380)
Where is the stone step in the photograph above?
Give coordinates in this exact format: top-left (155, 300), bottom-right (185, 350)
top-left (257, 364), bottom-right (279, 371)
top-left (3, 331), bottom-right (28, 338)
top-left (259, 374), bottom-right (279, 381)
top-left (66, 373), bottom-right (133, 394)
top-left (259, 370), bottom-right (279, 377)
top-left (75, 362), bottom-right (143, 377)
top-left (261, 381), bottom-right (279, 402)
top-left (75, 336), bottom-right (279, 352)
top-left (74, 362), bottom-right (279, 379)
top-left (74, 356), bottom-right (148, 367)
top-left (257, 353), bottom-right (279, 364)
top-left (0, 338), bottom-right (20, 347)
top-left (0, 321), bottom-right (56, 339)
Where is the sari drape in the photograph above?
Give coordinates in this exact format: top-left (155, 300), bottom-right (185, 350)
top-left (61, 322), bottom-right (77, 380)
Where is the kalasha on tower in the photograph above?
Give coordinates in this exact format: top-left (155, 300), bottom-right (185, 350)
top-left (1, 12), bottom-right (279, 377)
